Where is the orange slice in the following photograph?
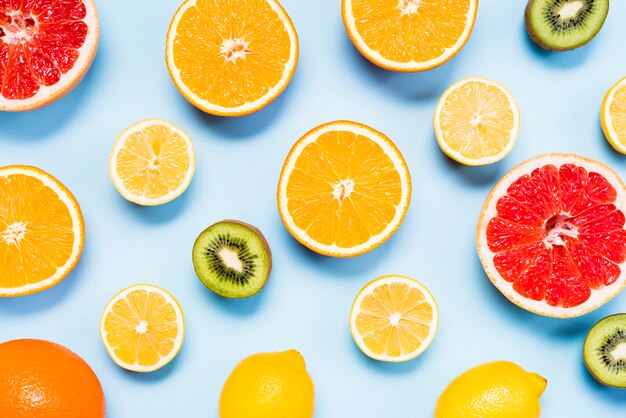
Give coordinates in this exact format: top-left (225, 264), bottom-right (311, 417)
top-left (166, 0), bottom-right (298, 116)
top-left (0, 166), bottom-right (84, 297)
top-left (277, 121), bottom-right (411, 257)
top-left (342, 0), bottom-right (478, 72)
top-left (350, 275), bottom-right (439, 362)
top-left (109, 119), bottom-right (195, 206)
top-left (601, 76), bottom-right (626, 154)
top-left (100, 284), bottom-right (185, 373)
top-left (434, 77), bottom-right (520, 166)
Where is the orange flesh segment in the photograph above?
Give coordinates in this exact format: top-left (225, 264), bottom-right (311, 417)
top-left (356, 282), bottom-right (434, 357)
top-left (172, 0), bottom-right (292, 108)
top-left (486, 163), bottom-right (626, 308)
top-left (115, 124), bottom-right (191, 200)
top-left (286, 131), bottom-right (402, 248)
top-left (0, 174), bottom-right (75, 289)
top-left (350, 0), bottom-right (471, 64)
top-left (103, 289), bottom-right (180, 367)
top-left (439, 81), bottom-right (517, 159)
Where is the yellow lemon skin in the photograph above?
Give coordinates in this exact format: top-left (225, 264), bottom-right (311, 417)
top-left (219, 350), bottom-right (315, 418)
top-left (435, 361), bottom-right (547, 418)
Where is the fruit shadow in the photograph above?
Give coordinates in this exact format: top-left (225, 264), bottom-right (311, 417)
top-left (120, 347), bottom-right (184, 384)
top-left (475, 255), bottom-right (621, 341)
top-left (340, 30), bottom-right (456, 101)
top-left (520, 21), bottom-right (592, 69)
top-left (116, 178), bottom-right (196, 224)
top-left (434, 136), bottom-right (504, 187)
top-left (0, 240), bottom-right (90, 316)
top-left (181, 69), bottom-right (300, 140)
top-left (277, 219), bottom-right (398, 279)
top-left (349, 333), bottom-right (431, 375)
top-left (0, 38), bottom-right (105, 141)
top-left (196, 276), bottom-right (266, 317)
top-left (580, 360), bottom-right (626, 403)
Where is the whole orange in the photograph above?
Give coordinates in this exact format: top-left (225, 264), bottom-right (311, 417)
top-left (0, 339), bottom-right (106, 418)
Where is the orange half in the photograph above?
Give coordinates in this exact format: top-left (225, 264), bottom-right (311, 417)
top-left (342, 0), bottom-right (478, 72)
top-left (166, 0), bottom-right (299, 116)
top-left (277, 121), bottom-right (411, 257)
top-left (0, 166), bottom-right (84, 297)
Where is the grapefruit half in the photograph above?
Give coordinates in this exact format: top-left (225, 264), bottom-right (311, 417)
top-left (0, 0), bottom-right (99, 111)
top-left (477, 154), bottom-right (626, 318)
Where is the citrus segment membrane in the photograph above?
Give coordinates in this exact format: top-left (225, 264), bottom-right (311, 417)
top-left (350, 276), bottom-right (438, 362)
top-left (342, 0), bottom-right (478, 71)
top-left (0, 0), bottom-right (98, 110)
top-left (478, 155), bottom-right (626, 317)
top-left (166, 0), bottom-right (298, 116)
top-left (0, 166), bottom-right (84, 297)
top-left (278, 121), bottom-right (411, 257)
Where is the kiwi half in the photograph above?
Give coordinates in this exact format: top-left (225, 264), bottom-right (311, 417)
top-left (525, 0), bottom-right (609, 51)
top-left (192, 220), bottom-right (272, 299)
top-left (583, 313), bottom-right (626, 388)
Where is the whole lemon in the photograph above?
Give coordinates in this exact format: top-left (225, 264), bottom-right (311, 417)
top-left (219, 349), bottom-right (315, 418)
top-left (0, 339), bottom-right (106, 418)
top-left (435, 361), bottom-right (546, 418)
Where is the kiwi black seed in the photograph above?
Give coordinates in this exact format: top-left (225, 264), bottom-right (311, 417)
top-left (583, 313), bottom-right (626, 388)
top-left (525, 0), bottom-right (609, 51)
top-left (192, 220), bottom-right (272, 299)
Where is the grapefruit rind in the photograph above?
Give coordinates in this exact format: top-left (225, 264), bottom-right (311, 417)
top-left (108, 118), bottom-right (196, 206)
top-left (0, 166), bottom-right (85, 297)
top-left (349, 275), bottom-right (439, 362)
top-left (341, 0), bottom-right (478, 72)
top-left (0, 0), bottom-right (100, 112)
top-left (434, 77), bottom-right (521, 166)
top-left (477, 154), bottom-right (626, 318)
top-left (99, 284), bottom-right (185, 373)
top-left (277, 120), bottom-right (412, 258)
top-left (601, 77), bottom-right (626, 155)
top-left (165, 0), bottom-right (299, 117)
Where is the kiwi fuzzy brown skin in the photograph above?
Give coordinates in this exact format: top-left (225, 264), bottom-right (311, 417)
top-left (583, 313), bottom-right (626, 388)
top-left (193, 219), bottom-right (272, 299)
top-left (524, 0), bottom-right (609, 52)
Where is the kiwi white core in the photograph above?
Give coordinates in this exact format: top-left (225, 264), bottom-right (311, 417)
top-left (558, 1), bottom-right (584, 20)
top-left (219, 247), bottom-right (244, 273)
top-left (612, 343), bottom-right (626, 361)
top-left (399, 0), bottom-right (421, 14)
top-left (2, 222), bottom-right (27, 245)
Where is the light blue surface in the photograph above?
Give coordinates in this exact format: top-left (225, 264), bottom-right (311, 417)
top-left (2, 0), bottom-right (626, 416)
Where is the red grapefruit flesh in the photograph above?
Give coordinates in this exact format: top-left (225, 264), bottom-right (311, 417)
top-left (0, 0), bottom-right (99, 111)
top-left (477, 154), bottom-right (626, 317)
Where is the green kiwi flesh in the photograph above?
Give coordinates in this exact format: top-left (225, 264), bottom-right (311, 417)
top-left (192, 220), bottom-right (272, 298)
top-left (525, 0), bottom-right (609, 51)
top-left (583, 313), bottom-right (626, 388)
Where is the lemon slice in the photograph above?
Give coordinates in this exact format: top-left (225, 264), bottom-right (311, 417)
top-left (100, 284), bottom-right (185, 372)
top-left (109, 119), bottom-right (195, 206)
top-left (601, 76), bottom-right (626, 154)
top-left (434, 77), bottom-right (521, 166)
top-left (350, 275), bottom-right (438, 362)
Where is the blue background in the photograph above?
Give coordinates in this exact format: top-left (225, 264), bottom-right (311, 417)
top-left (2, 0), bottom-right (626, 416)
